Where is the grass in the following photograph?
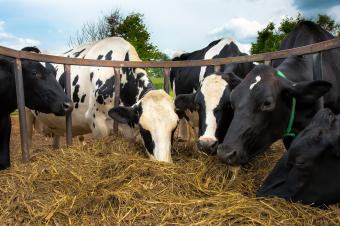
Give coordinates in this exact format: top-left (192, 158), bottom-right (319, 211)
top-left (150, 76), bottom-right (173, 97)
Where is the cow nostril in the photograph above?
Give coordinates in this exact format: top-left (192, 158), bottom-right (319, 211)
top-left (197, 140), bottom-right (204, 150)
top-left (63, 102), bottom-right (74, 112)
top-left (198, 139), bottom-right (217, 147)
top-left (226, 150), bottom-right (237, 158)
top-left (197, 139), bottom-right (218, 154)
top-left (217, 145), bottom-right (237, 162)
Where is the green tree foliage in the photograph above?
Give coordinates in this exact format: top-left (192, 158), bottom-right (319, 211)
top-left (316, 14), bottom-right (340, 36)
top-left (249, 22), bottom-right (281, 55)
top-left (251, 14), bottom-right (340, 54)
top-left (115, 13), bottom-right (162, 60)
top-left (69, 10), bottom-right (165, 61)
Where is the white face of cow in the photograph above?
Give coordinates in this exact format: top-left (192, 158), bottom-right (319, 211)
top-left (175, 73), bottom-right (241, 154)
top-left (198, 75), bottom-right (228, 144)
top-left (109, 90), bottom-right (179, 162)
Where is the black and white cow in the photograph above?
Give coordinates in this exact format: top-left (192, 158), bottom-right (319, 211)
top-left (0, 47), bottom-right (72, 170)
top-left (175, 72), bottom-right (241, 154)
top-left (171, 38), bottom-right (254, 153)
top-left (257, 108), bottom-right (340, 206)
top-left (217, 21), bottom-right (340, 166)
top-left (30, 37), bottom-right (179, 162)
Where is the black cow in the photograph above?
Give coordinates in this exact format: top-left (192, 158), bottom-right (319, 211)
top-left (217, 21), bottom-right (340, 166)
top-left (0, 47), bottom-right (72, 170)
top-left (172, 38), bottom-right (254, 153)
top-left (257, 108), bottom-right (340, 206)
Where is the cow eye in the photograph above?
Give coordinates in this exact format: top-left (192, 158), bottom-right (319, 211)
top-left (295, 157), bottom-right (305, 166)
top-left (33, 71), bottom-right (43, 79)
top-left (261, 99), bottom-right (275, 111)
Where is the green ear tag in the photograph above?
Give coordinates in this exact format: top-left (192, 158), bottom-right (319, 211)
top-left (276, 70), bottom-right (286, 79)
top-left (275, 70), bottom-right (296, 138)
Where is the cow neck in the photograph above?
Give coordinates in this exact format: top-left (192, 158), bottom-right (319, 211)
top-left (276, 70), bottom-right (296, 138)
top-left (137, 84), bottom-right (155, 102)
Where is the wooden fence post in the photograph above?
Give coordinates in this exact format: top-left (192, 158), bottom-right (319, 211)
top-left (264, 60), bottom-right (271, 66)
top-left (14, 58), bottom-right (30, 163)
top-left (163, 68), bottom-right (170, 94)
top-left (64, 64), bottom-right (73, 146)
top-left (313, 52), bottom-right (324, 109)
top-left (214, 65), bottom-right (221, 72)
top-left (113, 67), bottom-right (121, 134)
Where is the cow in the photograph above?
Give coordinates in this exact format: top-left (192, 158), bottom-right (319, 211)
top-left (217, 21), bottom-right (340, 166)
top-left (257, 108), bottom-right (340, 206)
top-left (30, 37), bottom-right (179, 162)
top-left (174, 72), bottom-right (241, 154)
top-left (0, 47), bottom-right (73, 170)
top-left (171, 38), bottom-right (254, 153)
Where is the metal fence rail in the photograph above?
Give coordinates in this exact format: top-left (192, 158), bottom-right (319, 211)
top-left (1, 37), bottom-right (340, 163)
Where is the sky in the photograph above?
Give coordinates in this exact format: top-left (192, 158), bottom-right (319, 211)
top-left (0, 0), bottom-right (339, 56)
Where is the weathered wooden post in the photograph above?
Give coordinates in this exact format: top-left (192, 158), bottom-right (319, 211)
top-left (113, 67), bottom-right (121, 134)
top-left (64, 64), bottom-right (73, 146)
top-left (313, 52), bottom-right (324, 109)
top-left (14, 58), bottom-right (30, 163)
top-left (214, 65), bottom-right (221, 73)
top-left (163, 68), bottom-right (171, 94)
top-left (264, 60), bottom-right (271, 66)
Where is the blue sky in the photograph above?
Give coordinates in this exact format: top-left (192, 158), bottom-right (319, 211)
top-left (0, 0), bottom-right (339, 55)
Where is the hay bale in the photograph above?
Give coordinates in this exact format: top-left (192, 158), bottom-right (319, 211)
top-left (1, 132), bottom-right (340, 225)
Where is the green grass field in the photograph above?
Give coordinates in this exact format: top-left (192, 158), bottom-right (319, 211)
top-left (150, 76), bottom-right (173, 96)
top-left (150, 76), bottom-right (164, 89)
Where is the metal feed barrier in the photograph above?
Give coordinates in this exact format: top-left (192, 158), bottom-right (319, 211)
top-left (0, 37), bottom-right (340, 163)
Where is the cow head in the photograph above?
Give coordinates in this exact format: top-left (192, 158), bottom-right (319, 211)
top-left (175, 73), bottom-right (241, 154)
top-left (20, 47), bottom-right (73, 116)
top-left (108, 90), bottom-right (179, 162)
top-left (257, 108), bottom-right (340, 206)
top-left (217, 65), bottom-right (331, 166)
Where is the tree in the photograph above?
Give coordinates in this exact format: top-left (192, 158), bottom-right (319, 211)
top-left (69, 10), bottom-right (165, 61)
top-left (316, 14), bottom-right (340, 36)
top-left (250, 22), bottom-right (281, 55)
top-left (115, 13), bottom-right (163, 60)
top-left (68, 13), bottom-right (111, 47)
top-left (251, 14), bottom-right (340, 54)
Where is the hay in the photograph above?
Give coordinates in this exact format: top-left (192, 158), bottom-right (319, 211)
top-left (1, 133), bottom-right (340, 225)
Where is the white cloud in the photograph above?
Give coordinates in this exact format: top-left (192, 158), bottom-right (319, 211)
top-left (328, 5), bottom-right (340, 22)
top-left (0, 0), bottom-right (300, 53)
top-left (235, 42), bottom-right (252, 54)
top-left (0, 20), bottom-right (40, 50)
top-left (163, 48), bottom-right (187, 58)
top-left (209, 17), bottom-right (265, 42)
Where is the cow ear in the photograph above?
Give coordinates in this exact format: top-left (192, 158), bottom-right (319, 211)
top-left (221, 72), bottom-right (242, 90)
top-left (282, 80), bottom-right (331, 103)
top-left (108, 106), bottom-right (139, 125)
top-left (175, 93), bottom-right (196, 111)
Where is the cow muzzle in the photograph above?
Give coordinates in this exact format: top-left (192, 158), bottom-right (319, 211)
top-left (63, 101), bottom-right (74, 113)
top-left (217, 143), bottom-right (247, 166)
top-left (197, 137), bottom-right (218, 154)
